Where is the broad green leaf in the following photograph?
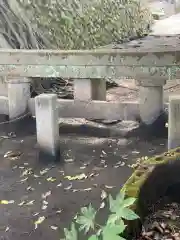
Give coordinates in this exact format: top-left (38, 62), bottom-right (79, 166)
top-left (63, 223), bottom-right (78, 240)
top-left (88, 235), bottom-right (99, 240)
top-left (107, 213), bottom-right (118, 225)
top-left (121, 197), bottom-right (136, 208)
top-left (109, 192), bottom-right (125, 213)
top-left (76, 204), bottom-right (96, 233)
top-left (120, 208), bottom-right (139, 220)
top-left (102, 224), bottom-right (126, 240)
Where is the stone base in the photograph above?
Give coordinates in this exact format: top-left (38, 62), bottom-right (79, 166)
top-left (127, 111), bottom-right (168, 139)
top-left (38, 147), bottom-right (61, 163)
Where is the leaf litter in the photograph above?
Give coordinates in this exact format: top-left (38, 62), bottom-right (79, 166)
top-left (4, 142), bottom-right (121, 234)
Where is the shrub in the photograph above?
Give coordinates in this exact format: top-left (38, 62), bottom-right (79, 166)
top-left (19, 0), bottom-right (153, 49)
top-left (61, 189), bottom-right (139, 240)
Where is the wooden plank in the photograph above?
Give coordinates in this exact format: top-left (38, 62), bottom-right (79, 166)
top-left (0, 64), bottom-right (177, 79)
top-left (0, 49), bottom-right (179, 67)
top-left (28, 98), bottom-right (139, 121)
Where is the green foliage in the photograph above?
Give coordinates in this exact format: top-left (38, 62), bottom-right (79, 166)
top-left (61, 189), bottom-right (139, 240)
top-left (18, 0), bottom-right (152, 49)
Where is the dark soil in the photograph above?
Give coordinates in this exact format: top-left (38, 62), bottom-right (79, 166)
top-left (0, 115), bottom-right (167, 240)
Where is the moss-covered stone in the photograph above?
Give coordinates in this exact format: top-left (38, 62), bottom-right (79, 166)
top-left (122, 147), bottom-right (180, 200)
top-left (122, 147), bottom-right (180, 239)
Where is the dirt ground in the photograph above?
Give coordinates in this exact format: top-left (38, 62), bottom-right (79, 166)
top-left (0, 114), bottom-right (167, 240)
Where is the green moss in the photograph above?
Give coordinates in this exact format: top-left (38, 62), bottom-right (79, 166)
top-left (122, 147), bottom-right (180, 200)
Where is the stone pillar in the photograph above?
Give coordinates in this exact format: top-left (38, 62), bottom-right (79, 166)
top-left (35, 93), bottom-right (60, 162)
top-left (136, 79), bottom-right (166, 125)
top-left (7, 77), bottom-right (30, 119)
top-left (74, 78), bottom-right (106, 101)
top-left (168, 95), bottom-right (180, 150)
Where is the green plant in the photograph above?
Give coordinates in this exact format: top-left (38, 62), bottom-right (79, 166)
top-left (18, 0), bottom-right (152, 50)
top-left (61, 189), bottom-right (139, 240)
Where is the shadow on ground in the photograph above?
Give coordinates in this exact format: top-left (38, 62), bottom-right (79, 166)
top-left (0, 115), bottom-right (167, 240)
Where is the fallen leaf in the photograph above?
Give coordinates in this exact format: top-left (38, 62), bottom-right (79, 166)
top-left (47, 177), bottom-right (56, 182)
top-left (33, 212), bottom-right (39, 216)
top-left (42, 191), bottom-right (51, 199)
top-left (102, 150), bottom-right (106, 155)
top-left (1, 200), bottom-right (9, 204)
top-left (40, 168), bottom-right (49, 175)
top-left (34, 174), bottom-right (40, 178)
top-left (18, 201), bottom-right (25, 206)
top-left (72, 189), bottom-right (79, 192)
top-left (132, 151), bottom-right (140, 154)
top-left (101, 160), bottom-right (106, 164)
top-left (105, 185), bottom-right (115, 189)
top-left (42, 205), bottom-right (48, 210)
top-left (56, 183), bottom-right (62, 187)
top-left (50, 225), bottom-right (58, 230)
top-left (34, 216), bottom-right (45, 229)
top-left (21, 168), bottom-right (33, 177)
top-left (26, 186), bottom-right (34, 191)
top-left (20, 177), bottom-right (28, 183)
top-left (83, 188), bottom-right (92, 192)
top-left (19, 166), bottom-right (25, 169)
top-left (64, 184), bottom-right (72, 190)
top-left (12, 165), bottom-right (18, 169)
top-left (90, 173), bottom-right (99, 178)
top-left (114, 165), bottom-right (120, 168)
top-left (99, 202), bottom-right (105, 209)
top-left (80, 166), bottom-right (86, 169)
top-left (64, 158), bottom-right (74, 163)
top-left (56, 209), bottom-right (62, 214)
top-left (0, 200), bottom-right (14, 204)
top-left (43, 200), bottom-right (48, 205)
top-left (64, 173), bottom-right (87, 181)
top-left (101, 190), bottom-right (107, 200)
top-left (120, 162), bottom-right (125, 167)
top-left (5, 226), bottom-right (9, 232)
top-left (26, 200), bottom-right (35, 205)
top-left (4, 150), bottom-right (22, 159)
